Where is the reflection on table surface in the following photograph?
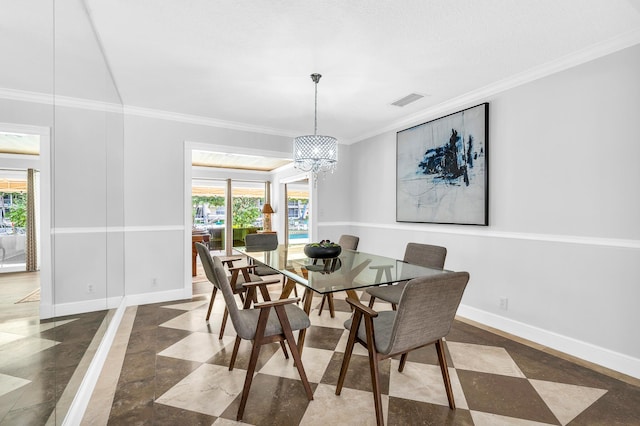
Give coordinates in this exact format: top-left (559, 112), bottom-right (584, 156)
top-left (236, 244), bottom-right (449, 295)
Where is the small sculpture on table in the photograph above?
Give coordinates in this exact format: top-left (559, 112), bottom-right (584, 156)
top-left (304, 240), bottom-right (342, 272)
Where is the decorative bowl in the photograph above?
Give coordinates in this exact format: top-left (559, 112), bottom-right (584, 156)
top-left (304, 241), bottom-right (342, 259)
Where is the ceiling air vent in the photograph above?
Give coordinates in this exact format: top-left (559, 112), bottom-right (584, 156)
top-left (391, 93), bottom-right (424, 107)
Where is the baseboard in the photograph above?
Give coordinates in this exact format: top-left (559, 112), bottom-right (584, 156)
top-left (62, 297), bottom-right (127, 425)
top-left (125, 288), bottom-right (190, 307)
top-left (53, 296), bottom-right (123, 318)
top-left (457, 304), bottom-right (640, 379)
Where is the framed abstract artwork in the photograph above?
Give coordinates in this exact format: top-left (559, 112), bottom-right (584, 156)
top-left (396, 103), bottom-right (489, 225)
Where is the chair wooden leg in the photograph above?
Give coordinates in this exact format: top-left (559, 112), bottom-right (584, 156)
top-left (296, 288), bottom-right (315, 355)
top-left (219, 308), bottom-right (229, 340)
top-left (279, 341), bottom-right (289, 359)
top-left (398, 353), bottom-right (408, 372)
top-left (391, 303), bottom-right (397, 311)
top-left (327, 294), bottom-right (335, 318)
top-left (206, 287), bottom-right (218, 321)
top-left (435, 339), bottom-right (455, 409)
top-left (336, 311), bottom-right (362, 395)
top-left (274, 305), bottom-right (313, 400)
top-left (229, 336), bottom-right (242, 371)
top-left (237, 308), bottom-right (270, 421)
top-left (368, 296), bottom-right (376, 308)
top-left (319, 295), bottom-right (327, 315)
top-left (364, 315), bottom-right (384, 426)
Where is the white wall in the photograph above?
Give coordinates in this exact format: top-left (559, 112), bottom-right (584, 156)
top-left (123, 114), bottom-right (292, 299)
top-left (318, 44), bottom-right (640, 377)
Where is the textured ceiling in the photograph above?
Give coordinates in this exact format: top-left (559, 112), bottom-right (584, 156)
top-left (4, 1), bottom-right (640, 144)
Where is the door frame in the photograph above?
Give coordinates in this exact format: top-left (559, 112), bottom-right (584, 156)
top-left (0, 122), bottom-right (52, 318)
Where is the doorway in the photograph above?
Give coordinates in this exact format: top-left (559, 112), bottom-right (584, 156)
top-left (0, 124), bottom-right (51, 319)
top-left (284, 178), bottom-right (310, 245)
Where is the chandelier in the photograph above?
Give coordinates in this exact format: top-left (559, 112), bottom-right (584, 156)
top-left (293, 73), bottom-right (338, 181)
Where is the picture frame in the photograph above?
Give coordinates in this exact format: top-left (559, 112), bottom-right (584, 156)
top-left (396, 103), bottom-right (489, 225)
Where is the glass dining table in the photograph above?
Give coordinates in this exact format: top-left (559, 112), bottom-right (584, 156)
top-left (235, 244), bottom-right (450, 351)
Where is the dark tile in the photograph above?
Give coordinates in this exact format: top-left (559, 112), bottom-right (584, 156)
top-left (388, 396), bottom-right (474, 426)
top-left (321, 352), bottom-right (391, 395)
top-left (457, 369), bottom-right (559, 424)
top-left (118, 350), bottom-right (157, 384)
top-left (505, 339), bottom-right (617, 389)
top-left (304, 325), bottom-right (345, 351)
top-left (54, 342), bottom-right (88, 369)
top-left (126, 329), bottom-right (159, 355)
top-left (154, 327), bottom-right (192, 354)
top-left (110, 378), bottom-right (155, 420)
top-left (220, 373), bottom-right (316, 424)
top-left (107, 403), bottom-right (154, 426)
top-left (154, 356), bottom-right (201, 397)
top-left (447, 320), bottom-right (511, 347)
top-left (570, 381), bottom-right (640, 425)
top-left (40, 311), bottom-right (108, 343)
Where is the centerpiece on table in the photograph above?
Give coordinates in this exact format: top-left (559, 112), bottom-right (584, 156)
top-left (304, 239), bottom-right (342, 259)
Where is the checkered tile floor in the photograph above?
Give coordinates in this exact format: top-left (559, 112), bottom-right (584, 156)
top-left (94, 279), bottom-right (640, 425)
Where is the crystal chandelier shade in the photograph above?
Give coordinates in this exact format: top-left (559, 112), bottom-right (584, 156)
top-left (293, 73), bottom-right (338, 178)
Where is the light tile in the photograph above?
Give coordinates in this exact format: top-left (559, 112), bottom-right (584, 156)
top-left (299, 383), bottom-right (388, 426)
top-left (446, 341), bottom-right (526, 378)
top-left (470, 410), bottom-right (557, 426)
top-left (388, 359), bottom-right (468, 409)
top-left (159, 333), bottom-right (235, 363)
top-left (0, 336), bottom-right (58, 368)
top-left (212, 418), bottom-right (244, 425)
top-left (0, 318), bottom-right (76, 337)
top-left (0, 331), bottom-right (24, 346)
top-left (161, 300), bottom-right (209, 311)
top-left (155, 364), bottom-right (246, 417)
top-left (529, 379), bottom-right (607, 425)
top-left (0, 373), bottom-right (30, 398)
top-left (159, 310), bottom-right (216, 332)
top-left (259, 346), bottom-right (333, 383)
top-left (334, 330), bottom-right (369, 356)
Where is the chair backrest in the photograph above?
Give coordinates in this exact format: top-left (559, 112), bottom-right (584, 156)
top-left (210, 255), bottom-right (247, 334)
top-left (245, 233), bottom-right (278, 252)
top-left (383, 271), bottom-right (469, 355)
top-left (195, 242), bottom-right (221, 289)
top-left (403, 243), bottom-right (447, 269)
top-left (338, 234), bottom-right (359, 251)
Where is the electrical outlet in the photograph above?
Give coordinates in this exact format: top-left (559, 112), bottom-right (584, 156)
top-left (87, 284), bottom-right (94, 293)
top-left (499, 297), bottom-right (508, 310)
top-left (152, 278), bottom-right (157, 287)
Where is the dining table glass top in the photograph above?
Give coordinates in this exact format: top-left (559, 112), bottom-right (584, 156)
top-left (235, 244), bottom-right (449, 295)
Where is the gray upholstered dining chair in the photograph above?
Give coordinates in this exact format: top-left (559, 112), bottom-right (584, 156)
top-left (196, 242), bottom-right (273, 339)
top-left (245, 232), bottom-right (298, 299)
top-left (336, 271), bottom-right (470, 426)
top-left (365, 242), bottom-right (447, 310)
top-left (210, 253), bottom-right (314, 421)
top-left (318, 234), bottom-right (360, 317)
top-left (244, 232), bottom-right (279, 276)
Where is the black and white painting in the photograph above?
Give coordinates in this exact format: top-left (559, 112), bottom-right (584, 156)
top-left (396, 103), bottom-right (488, 225)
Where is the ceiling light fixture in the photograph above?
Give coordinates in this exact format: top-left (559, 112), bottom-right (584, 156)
top-left (293, 73), bottom-right (338, 183)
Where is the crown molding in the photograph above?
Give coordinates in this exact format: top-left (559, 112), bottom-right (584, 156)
top-left (0, 87), bottom-right (54, 105)
top-left (3, 28), bottom-right (640, 144)
top-left (123, 105), bottom-right (298, 138)
top-left (350, 28), bottom-right (640, 144)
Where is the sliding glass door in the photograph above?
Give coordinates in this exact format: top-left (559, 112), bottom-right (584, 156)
top-left (192, 179), bottom-right (267, 250)
top-left (285, 179), bottom-right (310, 244)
